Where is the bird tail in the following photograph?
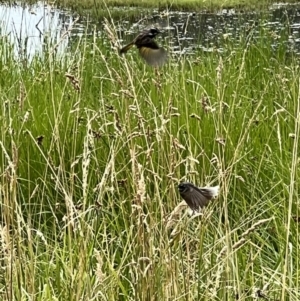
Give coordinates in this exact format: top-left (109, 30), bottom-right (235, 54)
top-left (119, 42), bottom-right (135, 54)
top-left (200, 186), bottom-right (219, 198)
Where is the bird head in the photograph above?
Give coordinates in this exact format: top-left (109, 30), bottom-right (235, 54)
top-left (135, 28), bottom-right (162, 46)
top-left (147, 28), bottom-right (161, 38)
top-left (178, 182), bottom-right (192, 194)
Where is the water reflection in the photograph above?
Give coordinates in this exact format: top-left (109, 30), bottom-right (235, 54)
top-left (0, 1), bottom-right (77, 60)
top-left (0, 1), bottom-right (300, 60)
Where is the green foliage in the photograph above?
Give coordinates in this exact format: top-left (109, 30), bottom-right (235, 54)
top-left (0, 19), bottom-right (299, 301)
top-left (9, 0), bottom-right (300, 20)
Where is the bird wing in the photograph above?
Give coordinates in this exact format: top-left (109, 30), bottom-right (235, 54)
top-left (119, 42), bottom-right (135, 54)
top-left (180, 185), bottom-right (219, 210)
top-left (139, 47), bottom-right (168, 67)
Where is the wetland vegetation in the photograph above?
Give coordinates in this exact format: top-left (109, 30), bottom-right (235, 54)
top-left (4, 0), bottom-right (300, 19)
top-left (0, 1), bottom-right (299, 300)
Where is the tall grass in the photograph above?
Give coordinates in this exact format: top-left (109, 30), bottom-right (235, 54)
top-left (0, 17), bottom-right (299, 301)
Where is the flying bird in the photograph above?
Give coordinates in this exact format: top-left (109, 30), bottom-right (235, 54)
top-left (178, 182), bottom-right (219, 212)
top-left (119, 28), bottom-right (168, 67)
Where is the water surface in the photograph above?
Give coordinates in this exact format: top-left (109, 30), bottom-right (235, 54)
top-left (0, 1), bottom-right (300, 60)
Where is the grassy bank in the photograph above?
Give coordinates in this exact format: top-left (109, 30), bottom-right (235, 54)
top-left (0, 19), bottom-right (299, 300)
top-left (8, 0), bottom-right (300, 20)
top-left (54, 0), bottom-right (300, 11)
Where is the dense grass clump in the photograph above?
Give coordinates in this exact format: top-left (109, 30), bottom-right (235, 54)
top-left (12, 0), bottom-right (300, 15)
top-left (0, 19), bottom-right (299, 301)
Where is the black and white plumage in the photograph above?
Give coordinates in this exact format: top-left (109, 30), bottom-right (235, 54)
top-left (178, 182), bottom-right (219, 211)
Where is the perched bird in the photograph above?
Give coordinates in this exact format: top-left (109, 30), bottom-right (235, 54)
top-left (119, 28), bottom-right (168, 67)
top-left (178, 182), bottom-right (219, 212)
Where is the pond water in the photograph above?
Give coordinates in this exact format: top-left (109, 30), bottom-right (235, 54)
top-left (1, 1), bottom-right (300, 60)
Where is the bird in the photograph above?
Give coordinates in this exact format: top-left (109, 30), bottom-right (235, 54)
top-left (178, 182), bottom-right (219, 212)
top-left (119, 28), bottom-right (168, 67)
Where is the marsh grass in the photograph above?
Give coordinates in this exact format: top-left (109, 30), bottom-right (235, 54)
top-left (0, 15), bottom-right (299, 301)
top-left (54, 0), bottom-right (268, 18)
top-left (6, 0), bottom-right (300, 21)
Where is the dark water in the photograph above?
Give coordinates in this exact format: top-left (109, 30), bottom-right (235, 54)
top-left (116, 3), bottom-right (300, 55)
top-left (1, 1), bottom-right (300, 60)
